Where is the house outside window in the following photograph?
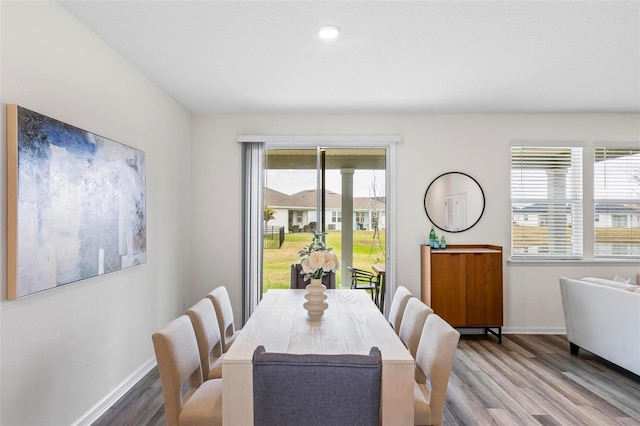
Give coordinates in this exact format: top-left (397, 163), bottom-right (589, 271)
top-left (331, 211), bottom-right (342, 223)
top-left (612, 215), bottom-right (628, 228)
top-left (355, 211), bottom-right (366, 229)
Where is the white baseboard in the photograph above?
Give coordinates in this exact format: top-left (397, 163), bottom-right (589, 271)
top-left (72, 357), bottom-right (157, 426)
top-left (455, 327), bottom-right (567, 335)
top-left (503, 326), bottom-right (567, 335)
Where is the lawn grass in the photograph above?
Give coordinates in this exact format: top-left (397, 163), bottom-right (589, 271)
top-left (263, 230), bottom-right (385, 292)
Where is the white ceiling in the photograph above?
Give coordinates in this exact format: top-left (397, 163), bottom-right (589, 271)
top-left (60, 1), bottom-right (640, 114)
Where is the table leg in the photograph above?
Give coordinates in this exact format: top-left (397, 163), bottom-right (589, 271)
top-left (222, 362), bottom-right (253, 425)
top-left (381, 361), bottom-right (414, 424)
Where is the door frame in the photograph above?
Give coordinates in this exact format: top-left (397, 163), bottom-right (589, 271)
top-left (239, 134), bottom-right (399, 317)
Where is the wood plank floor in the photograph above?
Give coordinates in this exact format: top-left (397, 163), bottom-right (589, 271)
top-left (92, 334), bottom-right (640, 425)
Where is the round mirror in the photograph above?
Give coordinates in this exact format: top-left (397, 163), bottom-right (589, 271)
top-left (424, 172), bottom-right (485, 233)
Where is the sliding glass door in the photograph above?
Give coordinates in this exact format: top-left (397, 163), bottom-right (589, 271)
top-left (241, 135), bottom-right (396, 322)
top-left (263, 147), bottom-right (387, 291)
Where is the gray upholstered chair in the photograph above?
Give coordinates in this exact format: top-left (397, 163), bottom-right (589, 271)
top-left (399, 297), bottom-right (433, 358)
top-left (152, 315), bottom-right (222, 426)
top-left (414, 314), bottom-right (460, 426)
top-left (252, 345), bottom-right (382, 426)
top-left (207, 286), bottom-right (238, 352)
top-left (290, 263), bottom-right (335, 289)
top-left (186, 298), bottom-right (224, 380)
top-left (388, 285), bottom-right (413, 333)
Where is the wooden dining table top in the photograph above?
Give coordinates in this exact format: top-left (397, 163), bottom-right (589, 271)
top-left (223, 288), bottom-right (411, 362)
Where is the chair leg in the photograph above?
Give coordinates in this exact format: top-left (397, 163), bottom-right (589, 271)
top-left (375, 276), bottom-right (384, 311)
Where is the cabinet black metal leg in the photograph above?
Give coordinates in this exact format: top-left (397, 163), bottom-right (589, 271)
top-left (456, 327), bottom-right (503, 343)
top-left (485, 327), bottom-right (502, 344)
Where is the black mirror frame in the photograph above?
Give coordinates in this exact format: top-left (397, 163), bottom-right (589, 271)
top-left (423, 171), bottom-right (486, 233)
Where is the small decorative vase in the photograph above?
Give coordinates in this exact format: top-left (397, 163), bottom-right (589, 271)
top-left (304, 278), bottom-right (328, 321)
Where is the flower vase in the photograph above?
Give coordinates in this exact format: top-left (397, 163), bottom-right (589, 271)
top-left (304, 278), bottom-right (328, 321)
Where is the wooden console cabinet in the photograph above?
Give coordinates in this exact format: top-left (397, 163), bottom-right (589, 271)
top-left (421, 244), bottom-right (503, 342)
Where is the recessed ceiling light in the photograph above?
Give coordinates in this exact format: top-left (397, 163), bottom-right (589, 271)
top-left (318, 25), bottom-right (341, 40)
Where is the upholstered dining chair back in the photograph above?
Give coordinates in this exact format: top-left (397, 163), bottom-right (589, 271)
top-left (207, 286), bottom-right (238, 352)
top-left (388, 286), bottom-right (413, 333)
top-left (290, 263), bottom-right (335, 289)
top-left (398, 297), bottom-right (433, 358)
top-left (252, 345), bottom-right (382, 426)
top-left (414, 314), bottom-right (460, 426)
top-left (151, 315), bottom-right (223, 426)
top-left (186, 298), bottom-right (224, 381)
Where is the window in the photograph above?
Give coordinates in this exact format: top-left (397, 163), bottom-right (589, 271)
top-left (594, 147), bottom-right (640, 258)
top-left (511, 145), bottom-right (583, 259)
top-left (331, 211), bottom-right (342, 223)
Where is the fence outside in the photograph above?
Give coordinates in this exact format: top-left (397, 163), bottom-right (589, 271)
top-left (264, 226), bottom-right (285, 249)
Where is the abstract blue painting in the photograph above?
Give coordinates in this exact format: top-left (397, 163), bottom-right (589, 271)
top-left (6, 105), bottom-right (146, 299)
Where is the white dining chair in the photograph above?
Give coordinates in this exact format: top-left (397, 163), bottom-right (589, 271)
top-left (414, 314), bottom-right (460, 426)
top-left (398, 297), bottom-right (433, 358)
top-left (152, 315), bottom-right (222, 426)
top-left (388, 286), bottom-right (413, 334)
top-left (207, 286), bottom-right (238, 352)
top-left (186, 298), bottom-right (224, 380)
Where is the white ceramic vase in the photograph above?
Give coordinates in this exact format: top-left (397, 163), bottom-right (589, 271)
top-left (303, 278), bottom-right (328, 321)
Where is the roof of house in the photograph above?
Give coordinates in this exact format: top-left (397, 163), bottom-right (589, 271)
top-left (265, 188), bottom-right (385, 211)
top-left (595, 203), bottom-right (640, 214)
top-left (265, 188), bottom-right (293, 207)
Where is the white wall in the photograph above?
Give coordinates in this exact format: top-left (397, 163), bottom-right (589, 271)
top-left (1, 2), bottom-right (191, 424)
top-left (191, 114), bottom-right (639, 334)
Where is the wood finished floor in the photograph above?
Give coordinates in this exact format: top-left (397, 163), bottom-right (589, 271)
top-left (93, 334), bottom-right (640, 425)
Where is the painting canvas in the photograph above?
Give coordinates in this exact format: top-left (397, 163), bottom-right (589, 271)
top-left (6, 105), bottom-right (146, 299)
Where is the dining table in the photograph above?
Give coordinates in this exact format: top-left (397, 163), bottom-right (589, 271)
top-left (221, 289), bottom-right (414, 425)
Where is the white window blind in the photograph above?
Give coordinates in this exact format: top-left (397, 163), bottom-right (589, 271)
top-left (511, 145), bottom-right (583, 259)
top-left (594, 146), bottom-right (640, 258)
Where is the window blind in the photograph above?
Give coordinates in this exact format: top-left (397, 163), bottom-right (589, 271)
top-left (242, 142), bottom-right (264, 323)
top-left (511, 146), bottom-right (583, 259)
top-left (594, 146), bottom-right (640, 258)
